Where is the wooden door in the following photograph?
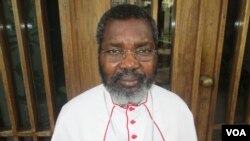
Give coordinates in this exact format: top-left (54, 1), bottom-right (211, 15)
top-left (172, 0), bottom-right (249, 141)
top-left (0, 0), bottom-right (66, 140)
top-left (203, 0), bottom-right (250, 140)
top-left (58, 0), bottom-right (109, 99)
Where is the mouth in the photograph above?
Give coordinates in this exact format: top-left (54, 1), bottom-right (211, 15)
top-left (119, 79), bottom-right (138, 87)
top-left (118, 75), bottom-right (139, 87)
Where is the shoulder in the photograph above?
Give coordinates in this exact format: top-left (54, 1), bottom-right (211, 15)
top-left (52, 84), bottom-right (108, 140)
top-left (150, 85), bottom-right (197, 140)
top-left (61, 84), bottom-right (105, 113)
top-left (150, 84), bottom-right (195, 124)
top-left (150, 84), bottom-right (186, 105)
top-left (150, 84), bottom-right (192, 114)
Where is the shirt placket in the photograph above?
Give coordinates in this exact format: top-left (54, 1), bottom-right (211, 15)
top-left (126, 105), bottom-right (139, 141)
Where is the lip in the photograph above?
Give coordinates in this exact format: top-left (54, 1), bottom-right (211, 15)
top-left (119, 76), bottom-right (138, 87)
top-left (119, 79), bottom-right (138, 87)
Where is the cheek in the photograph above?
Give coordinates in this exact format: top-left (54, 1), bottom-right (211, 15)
top-left (141, 62), bottom-right (156, 77)
top-left (100, 57), bottom-right (120, 78)
top-left (142, 56), bottom-right (158, 77)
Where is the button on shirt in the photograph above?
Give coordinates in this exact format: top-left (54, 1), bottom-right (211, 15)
top-left (104, 90), bottom-right (165, 141)
top-left (105, 105), bottom-right (151, 140)
top-left (51, 84), bottom-right (197, 141)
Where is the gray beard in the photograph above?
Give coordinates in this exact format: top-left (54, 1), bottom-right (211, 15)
top-left (107, 82), bottom-right (148, 106)
top-left (103, 69), bottom-right (153, 106)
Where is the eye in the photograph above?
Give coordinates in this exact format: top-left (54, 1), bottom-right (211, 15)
top-left (105, 48), bottom-right (123, 56)
top-left (136, 47), bottom-right (154, 56)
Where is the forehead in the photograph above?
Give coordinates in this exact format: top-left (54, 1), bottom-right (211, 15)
top-left (103, 18), bottom-right (153, 42)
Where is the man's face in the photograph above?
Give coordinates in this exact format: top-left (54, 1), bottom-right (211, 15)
top-left (99, 18), bottom-right (157, 105)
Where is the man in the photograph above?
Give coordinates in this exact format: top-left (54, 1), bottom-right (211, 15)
top-left (52, 4), bottom-right (197, 141)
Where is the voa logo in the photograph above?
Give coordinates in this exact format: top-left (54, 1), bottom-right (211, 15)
top-left (222, 125), bottom-right (249, 141)
top-left (226, 129), bottom-right (246, 136)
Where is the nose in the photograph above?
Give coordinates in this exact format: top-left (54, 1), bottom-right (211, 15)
top-left (119, 50), bottom-right (140, 70)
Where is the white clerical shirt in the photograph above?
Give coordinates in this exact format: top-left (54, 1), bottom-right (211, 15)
top-left (51, 84), bottom-right (197, 141)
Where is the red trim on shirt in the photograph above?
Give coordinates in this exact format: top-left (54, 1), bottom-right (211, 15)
top-left (126, 107), bottom-right (130, 141)
top-left (103, 105), bottom-right (116, 141)
top-left (143, 103), bottom-right (166, 141)
top-left (104, 90), bottom-right (165, 140)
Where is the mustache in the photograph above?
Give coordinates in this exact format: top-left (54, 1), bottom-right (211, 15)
top-left (111, 69), bottom-right (146, 83)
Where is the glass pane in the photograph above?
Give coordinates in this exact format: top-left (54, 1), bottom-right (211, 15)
top-left (111, 0), bottom-right (153, 15)
top-left (38, 137), bottom-right (51, 141)
top-left (135, 0), bottom-right (152, 15)
top-left (46, 0), bottom-right (67, 118)
top-left (212, 129), bottom-right (221, 141)
top-left (155, 0), bottom-right (174, 89)
top-left (0, 74), bottom-right (11, 130)
top-left (1, 0), bottom-right (31, 129)
top-left (235, 24), bottom-right (250, 124)
top-left (21, 0), bottom-right (50, 130)
top-left (111, 0), bottom-right (129, 7)
top-left (19, 137), bottom-right (32, 141)
top-left (215, 0), bottom-right (242, 124)
top-left (214, 92), bottom-right (227, 124)
top-left (0, 137), bottom-right (13, 141)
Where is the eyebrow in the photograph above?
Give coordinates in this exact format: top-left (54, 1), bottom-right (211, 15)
top-left (106, 41), bottom-right (154, 48)
top-left (135, 41), bottom-right (154, 47)
top-left (109, 42), bottom-right (123, 47)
